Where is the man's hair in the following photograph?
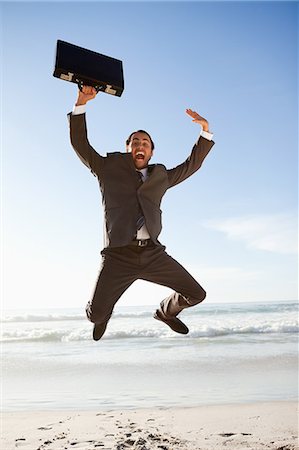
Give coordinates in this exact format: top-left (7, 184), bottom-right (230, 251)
top-left (126, 130), bottom-right (155, 150)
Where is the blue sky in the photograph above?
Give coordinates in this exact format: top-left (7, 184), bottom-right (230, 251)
top-left (2, 1), bottom-right (298, 310)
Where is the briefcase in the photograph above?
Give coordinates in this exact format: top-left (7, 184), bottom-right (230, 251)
top-left (53, 40), bottom-right (124, 97)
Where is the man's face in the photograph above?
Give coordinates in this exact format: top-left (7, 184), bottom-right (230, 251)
top-left (126, 132), bottom-right (153, 169)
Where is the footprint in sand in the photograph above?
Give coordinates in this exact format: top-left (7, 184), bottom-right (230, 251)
top-left (218, 433), bottom-right (236, 437)
top-left (66, 440), bottom-right (101, 449)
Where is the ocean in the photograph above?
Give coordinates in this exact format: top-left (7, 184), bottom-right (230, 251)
top-left (1, 301), bottom-right (298, 411)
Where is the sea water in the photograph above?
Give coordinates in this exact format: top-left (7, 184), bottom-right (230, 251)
top-left (1, 301), bottom-right (298, 411)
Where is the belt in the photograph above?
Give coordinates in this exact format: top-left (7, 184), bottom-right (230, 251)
top-left (130, 239), bottom-right (151, 247)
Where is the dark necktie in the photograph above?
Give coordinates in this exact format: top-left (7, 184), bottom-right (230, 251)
top-left (136, 171), bottom-right (145, 230)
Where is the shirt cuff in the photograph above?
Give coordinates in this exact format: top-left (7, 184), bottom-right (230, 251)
top-left (72, 104), bottom-right (86, 115)
top-left (201, 130), bottom-right (214, 141)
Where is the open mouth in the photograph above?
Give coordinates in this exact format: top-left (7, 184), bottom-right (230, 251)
top-left (135, 151), bottom-right (145, 160)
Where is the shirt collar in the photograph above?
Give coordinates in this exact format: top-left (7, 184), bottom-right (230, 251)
top-left (137, 167), bottom-right (148, 178)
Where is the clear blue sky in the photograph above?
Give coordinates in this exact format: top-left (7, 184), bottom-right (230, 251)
top-left (2, 1), bottom-right (298, 310)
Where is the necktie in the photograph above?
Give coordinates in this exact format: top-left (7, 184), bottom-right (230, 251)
top-left (136, 171), bottom-right (145, 230)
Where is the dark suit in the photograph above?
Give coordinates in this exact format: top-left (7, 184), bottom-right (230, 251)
top-left (68, 112), bottom-right (215, 325)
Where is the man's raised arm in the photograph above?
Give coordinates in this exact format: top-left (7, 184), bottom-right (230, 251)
top-left (68, 86), bottom-right (104, 177)
top-left (167, 108), bottom-right (214, 188)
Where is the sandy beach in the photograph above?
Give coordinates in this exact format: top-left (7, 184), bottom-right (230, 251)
top-left (1, 401), bottom-right (298, 450)
top-left (2, 303), bottom-right (298, 449)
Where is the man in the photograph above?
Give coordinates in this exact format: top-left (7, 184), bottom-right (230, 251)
top-left (68, 86), bottom-right (214, 341)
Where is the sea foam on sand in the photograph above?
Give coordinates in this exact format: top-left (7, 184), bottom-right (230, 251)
top-left (1, 401), bottom-right (298, 450)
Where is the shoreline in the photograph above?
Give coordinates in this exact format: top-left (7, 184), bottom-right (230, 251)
top-left (1, 400), bottom-right (298, 450)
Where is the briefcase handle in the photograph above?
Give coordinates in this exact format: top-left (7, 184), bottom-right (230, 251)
top-left (78, 80), bottom-right (101, 93)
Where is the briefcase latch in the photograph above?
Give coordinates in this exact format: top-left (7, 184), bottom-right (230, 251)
top-left (60, 72), bottom-right (74, 82)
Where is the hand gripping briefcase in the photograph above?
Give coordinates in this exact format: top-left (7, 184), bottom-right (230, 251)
top-left (53, 40), bottom-right (124, 97)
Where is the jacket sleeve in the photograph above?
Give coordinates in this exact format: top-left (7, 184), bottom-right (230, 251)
top-left (67, 112), bottom-right (105, 177)
top-left (166, 136), bottom-right (214, 188)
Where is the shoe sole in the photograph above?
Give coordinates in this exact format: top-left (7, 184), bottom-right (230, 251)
top-left (154, 310), bottom-right (189, 335)
top-left (93, 322), bottom-right (108, 341)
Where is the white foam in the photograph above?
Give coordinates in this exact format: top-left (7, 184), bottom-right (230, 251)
top-left (1, 314), bottom-right (85, 323)
top-left (2, 319), bottom-right (298, 343)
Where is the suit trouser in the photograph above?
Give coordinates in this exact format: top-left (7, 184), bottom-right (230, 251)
top-left (86, 241), bottom-right (206, 324)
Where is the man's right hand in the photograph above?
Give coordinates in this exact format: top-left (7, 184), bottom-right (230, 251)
top-left (75, 85), bottom-right (97, 106)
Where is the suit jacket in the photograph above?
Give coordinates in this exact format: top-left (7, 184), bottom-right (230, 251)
top-left (68, 112), bottom-right (215, 248)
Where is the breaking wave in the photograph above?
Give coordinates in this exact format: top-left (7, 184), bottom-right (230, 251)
top-left (2, 320), bottom-right (298, 343)
top-left (2, 302), bottom-right (297, 323)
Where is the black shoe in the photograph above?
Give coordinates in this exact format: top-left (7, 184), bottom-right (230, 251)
top-left (153, 309), bottom-right (189, 335)
top-left (92, 321), bottom-right (108, 341)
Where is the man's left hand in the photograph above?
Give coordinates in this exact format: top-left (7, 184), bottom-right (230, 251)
top-left (186, 109), bottom-right (210, 132)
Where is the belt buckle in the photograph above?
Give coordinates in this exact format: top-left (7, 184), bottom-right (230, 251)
top-left (137, 240), bottom-right (147, 247)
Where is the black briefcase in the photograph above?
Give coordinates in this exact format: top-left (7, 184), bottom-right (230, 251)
top-left (53, 40), bottom-right (124, 97)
